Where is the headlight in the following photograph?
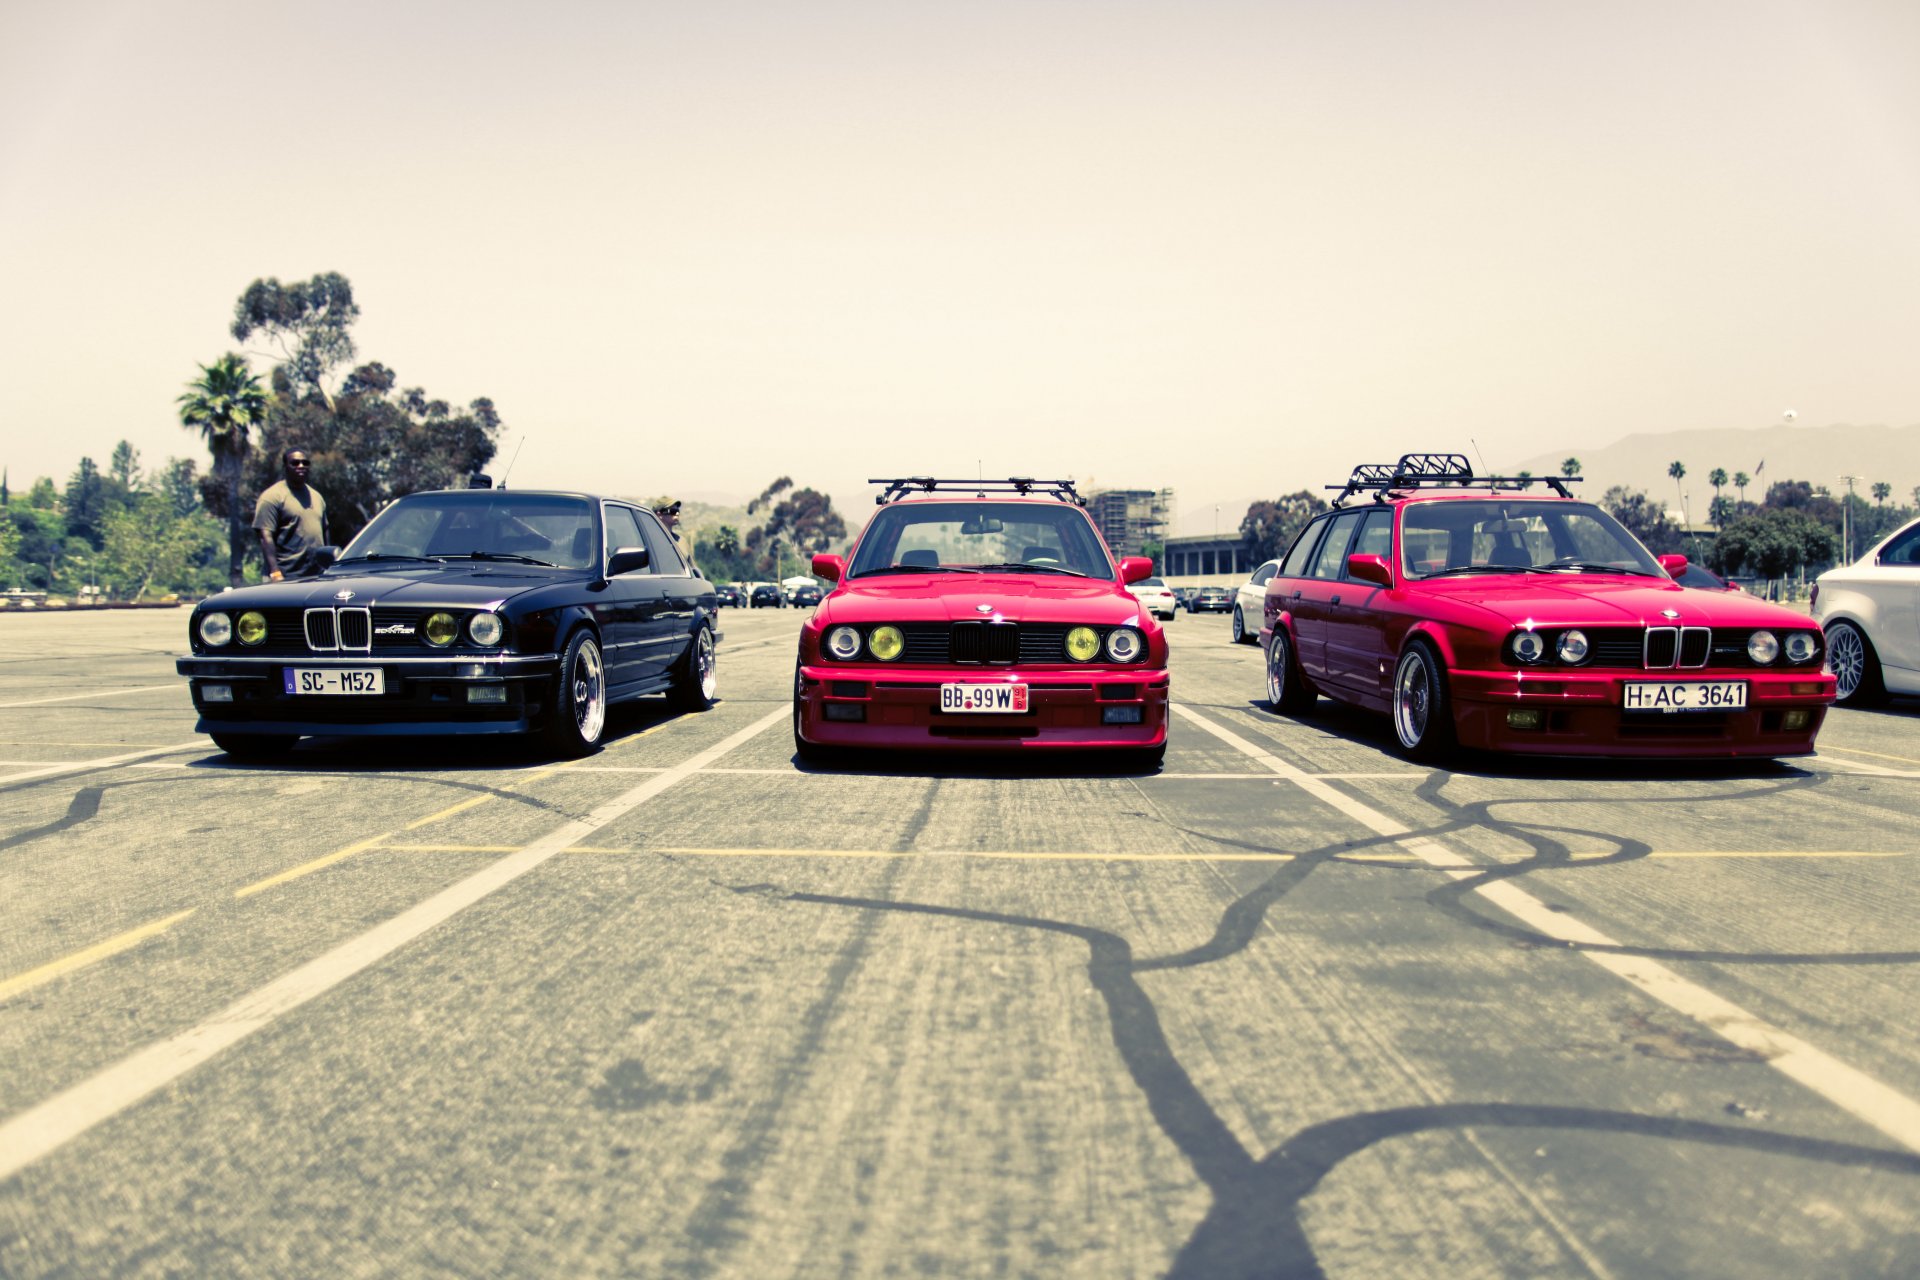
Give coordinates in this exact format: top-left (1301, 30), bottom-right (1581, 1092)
top-left (826, 625), bottom-right (862, 660)
top-left (1512, 631), bottom-right (1545, 663)
top-left (1784, 631), bottom-right (1817, 663)
top-left (1066, 626), bottom-right (1101, 662)
top-left (868, 625), bottom-right (905, 661)
top-left (199, 612), bottom-right (232, 646)
top-left (1557, 629), bottom-right (1589, 664)
top-left (424, 612), bottom-right (459, 647)
top-left (468, 612), bottom-right (504, 646)
top-left (236, 611), bottom-right (268, 645)
top-left (1105, 627), bottom-right (1144, 662)
top-left (1747, 630), bottom-right (1779, 664)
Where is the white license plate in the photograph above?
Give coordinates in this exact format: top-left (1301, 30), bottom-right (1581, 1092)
top-left (1623, 680), bottom-right (1747, 712)
top-left (285, 667), bottom-right (385, 696)
top-left (940, 683), bottom-right (1029, 714)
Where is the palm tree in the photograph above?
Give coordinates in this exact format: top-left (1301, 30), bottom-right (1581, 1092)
top-left (1872, 481), bottom-right (1891, 507)
top-left (1734, 471), bottom-right (1751, 504)
top-left (178, 353), bottom-right (270, 585)
top-left (1561, 457), bottom-right (1581, 477)
top-left (1707, 468), bottom-right (1728, 528)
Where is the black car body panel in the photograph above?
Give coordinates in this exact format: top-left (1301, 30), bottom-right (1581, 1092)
top-left (177, 490), bottom-right (718, 746)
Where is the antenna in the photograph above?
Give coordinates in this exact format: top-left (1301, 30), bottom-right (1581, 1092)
top-left (1468, 438), bottom-right (1491, 487)
top-left (497, 435), bottom-right (525, 489)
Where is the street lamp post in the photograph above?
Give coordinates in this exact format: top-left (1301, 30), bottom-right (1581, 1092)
top-left (1840, 475), bottom-right (1857, 565)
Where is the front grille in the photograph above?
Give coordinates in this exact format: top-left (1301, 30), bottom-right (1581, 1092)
top-left (951, 621), bottom-right (1019, 664)
top-left (304, 608), bottom-right (337, 650)
top-left (864, 622), bottom-right (1135, 666)
top-left (1645, 626), bottom-right (1709, 669)
top-left (305, 607), bottom-right (370, 651)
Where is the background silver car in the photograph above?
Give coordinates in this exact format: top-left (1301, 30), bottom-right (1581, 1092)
top-left (1812, 516), bottom-right (1920, 705)
top-left (1231, 559), bottom-right (1280, 643)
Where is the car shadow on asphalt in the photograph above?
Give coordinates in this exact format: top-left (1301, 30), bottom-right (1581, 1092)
top-left (1233, 697), bottom-right (1812, 785)
top-left (790, 749), bottom-right (1165, 780)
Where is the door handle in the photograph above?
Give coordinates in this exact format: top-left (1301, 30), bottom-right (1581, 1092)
top-left (1330, 595), bottom-right (1341, 606)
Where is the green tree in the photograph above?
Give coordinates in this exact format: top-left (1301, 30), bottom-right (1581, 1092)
top-left (26, 477), bottom-right (57, 509)
top-left (99, 493), bottom-right (223, 600)
top-left (1734, 471), bottom-right (1751, 504)
top-left (0, 510), bottom-right (21, 588)
top-left (62, 457), bottom-right (110, 548)
top-left (761, 487), bottom-right (847, 558)
top-left (4, 505), bottom-right (64, 589)
top-left (1709, 509), bottom-right (1837, 587)
top-left (1872, 481), bottom-right (1891, 507)
top-left (179, 353), bottom-right (272, 585)
top-left (231, 273), bottom-right (360, 408)
top-left (1601, 486), bottom-right (1683, 555)
top-left (1667, 460), bottom-right (1687, 526)
top-left (1707, 468), bottom-right (1728, 522)
top-left (1561, 457), bottom-right (1581, 477)
top-left (109, 441), bottom-right (142, 492)
top-left (1240, 491), bottom-right (1329, 563)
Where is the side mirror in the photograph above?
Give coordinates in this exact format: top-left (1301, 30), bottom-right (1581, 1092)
top-left (1119, 556), bottom-right (1153, 585)
top-left (1346, 553), bottom-right (1393, 588)
top-left (812, 553), bottom-right (844, 583)
top-left (311, 545), bottom-right (339, 572)
top-left (1658, 553), bottom-right (1688, 578)
top-left (608, 546), bottom-right (650, 576)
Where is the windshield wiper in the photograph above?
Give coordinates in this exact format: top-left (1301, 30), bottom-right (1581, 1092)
top-left (1425, 565), bottom-right (1528, 577)
top-left (434, 551), bottom-right (559, 567)
top-left (975, 562), bottom-right (1091, 577)
top-left (852, 564), bottom-right (982, 576)
top-left (334, 553), bottom-right (439, 566)
top-left (1534, 561), bottom-right (1659, 577)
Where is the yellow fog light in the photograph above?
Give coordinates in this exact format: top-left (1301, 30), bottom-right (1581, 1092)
top-left (1066, 626), bottom-right (1100, 662)
top-left (868, 625), bottom-right (905, 661)
top-left (1781, 709), bottom-right (1813, 732)
top-left (424, 612), bottom-right (459, 647)
top-left (236, 611), bottom-right (268, 645)
top-left (1506, 708), bottom-right (1545, 730)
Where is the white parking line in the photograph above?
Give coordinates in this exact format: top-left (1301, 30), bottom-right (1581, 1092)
top-left (1172, 702), bottom-right (1920, 1156)
top-left (0, 742), bottom-right (208, 787)
top-left (0, 706), bottom-right (789, 1183)
top-left (0, 685), bottom-right (179, 709)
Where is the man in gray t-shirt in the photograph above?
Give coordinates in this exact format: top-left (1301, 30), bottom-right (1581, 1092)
top-left (253, 449), bottom-right (329, 580)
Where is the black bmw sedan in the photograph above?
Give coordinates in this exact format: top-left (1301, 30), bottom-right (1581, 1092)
top-left (177, 489), bottom-right (720, 759)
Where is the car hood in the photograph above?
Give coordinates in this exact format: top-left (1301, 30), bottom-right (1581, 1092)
top-left (822, 574), bottom-right (1147, 625)
top-left (1418, 576), bottom-right (1818, 629)
top-left (196, 568), bottom-right (564, 612)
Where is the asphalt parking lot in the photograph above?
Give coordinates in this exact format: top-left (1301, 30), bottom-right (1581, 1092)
top-left (1, 607), bottom-right (1917, 1278)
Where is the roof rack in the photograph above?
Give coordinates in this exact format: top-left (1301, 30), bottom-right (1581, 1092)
top-left (868, 477), bottom-right (1087, 506)
top-left (1326, 453), bottom-right (1581, 506)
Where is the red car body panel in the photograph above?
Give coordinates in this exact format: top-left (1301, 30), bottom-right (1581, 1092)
top-left (1262, 493), bottom-right (1835, 758)
top-left (795, 500), bottom-right (1169, 753)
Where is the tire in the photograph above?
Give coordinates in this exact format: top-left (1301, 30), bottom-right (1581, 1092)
top-left (1121, 742), bottom-right (1167, 772)
top-left (209, 732), bottom-right (297, 760)
top-left (1265, 627), bottom-right (1317, 713)
top-left (1231, 607), bottom-right (1247, 644)
top-left (668, 624), bottom-right (719, 713)
top-left (1392, 640), bottom-right (1456, 762)
top-left (543, 629), bottom-right (607, 757)
top-left (791, 663), bottom-right (839, 768)
top-left (1825, 619), bottom-right (1886, 707)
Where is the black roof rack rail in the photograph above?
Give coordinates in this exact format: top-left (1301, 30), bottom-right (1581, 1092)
top-left (868, 477), bottom-right (1087, 506)
top-left (1326, 452), bottom-right (1581, 506)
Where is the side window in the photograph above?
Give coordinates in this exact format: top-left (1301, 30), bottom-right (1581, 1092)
top-left (1308, 511), bottom-right (1364, 580)
top-left (1348, 509), bottom-right (1393, 567)
top-left (636, 509), bottom-right (686, 576)
top-left (1281, 519), bottom-right (1328, 578)
top-left (604, 506), bottom-right (647, 572)
top-left (1251, 560), bottom-right (1279, 587)
top-left (1879, 523), bottom-right (1920, 566)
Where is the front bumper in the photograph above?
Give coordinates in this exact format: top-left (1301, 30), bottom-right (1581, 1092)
top-left (176, 652), bottom-right (561, 738)
top-left (1446, 666), bottom-right (1836, 757)
top-left (796, 663), bottom-right (1169, 751)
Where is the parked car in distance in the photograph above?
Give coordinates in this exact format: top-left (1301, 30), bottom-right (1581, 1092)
top-left (794, 477), bottom-right (1168, 766)
top-left (175, 487), bottom-right (720, 759)
top-left (1261, 454), bottom-right (1835, 760)
top-left (1812, 515), bottom-right (1920, 706)
top-left (715, 584), bottom-right (745, 607)
top-left (1171, 586), bottom-right (1195, 611)
top-left (790, 584), bottom-right (824, 608)
top-left (1189, 584), bottom-right (1233, 617)
top-left (1127, 577), bottom-right (1178, 620)
top-left (750, 584), bottom-right (785, 608)
top-left (1231, 562), bottom-right (1280, 643)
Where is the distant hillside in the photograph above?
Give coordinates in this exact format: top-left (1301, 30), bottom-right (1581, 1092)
top-left (1510, 422), bottom-right (1920, 516)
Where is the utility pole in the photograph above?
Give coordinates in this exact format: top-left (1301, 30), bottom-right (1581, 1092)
top-left (1840, 475), bottom-right (1857, 564)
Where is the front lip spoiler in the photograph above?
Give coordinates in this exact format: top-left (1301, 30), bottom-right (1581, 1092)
top-left (178, 653), bottom-right (559, 677)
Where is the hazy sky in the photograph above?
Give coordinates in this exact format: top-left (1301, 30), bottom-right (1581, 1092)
top-left (4, 0), bottom-right (1917, 526)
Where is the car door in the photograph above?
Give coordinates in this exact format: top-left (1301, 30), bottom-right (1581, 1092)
top-left (1290, 510), bottom-right (1364, 682)
top-left (1871, 522), bottom-right (1920, 678)
top-left (1325, 508), bottom-right (1395, 694)
top-left (633, 507), bottom-right (700, 683)
top-left (598, 504), bottom-right (660, 691)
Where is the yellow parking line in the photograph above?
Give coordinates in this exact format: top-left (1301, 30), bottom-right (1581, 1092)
top-left (234, 834), bottom-right (391, 899)
top-left (0, 909), bottom-right (196, 1002)
top-left (1818, 744), bottom-right (1920, 768)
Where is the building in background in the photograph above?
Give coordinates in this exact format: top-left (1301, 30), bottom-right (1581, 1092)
top-left (1162, 534), bottom-right (1251, 584)
top-left (1083, 487), bottom-right (1173, 558)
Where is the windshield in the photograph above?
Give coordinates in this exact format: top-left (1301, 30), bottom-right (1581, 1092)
top-left (847, 502), bottom-right (1115, 579)
top-left (1399, 500), bottom-right (1664, 580)
top-left (341, 493), bottom-right (596, 570)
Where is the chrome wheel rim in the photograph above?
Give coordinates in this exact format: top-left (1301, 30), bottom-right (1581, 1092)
top-left (1828, 625), bottom-right (1863, 699)
top-left (695, 628), bottom-right (717, 699)
top-left (571, 640), bottom-right (606, 740)
top-left (1393, 651), bottom-right (1431, 747)
top-left (1232, 608), bottom-right (1245, 643)
top-left (1267, 635), bottom-right (1288, 707)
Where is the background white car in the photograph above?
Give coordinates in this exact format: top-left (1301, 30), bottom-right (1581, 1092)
top-left (1231, 559), bottom-right (1280, 644)
top-left (1812, 516), bottom-right (1920, 705)
top-left (1126, 576), bottom-right (1177, 620)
